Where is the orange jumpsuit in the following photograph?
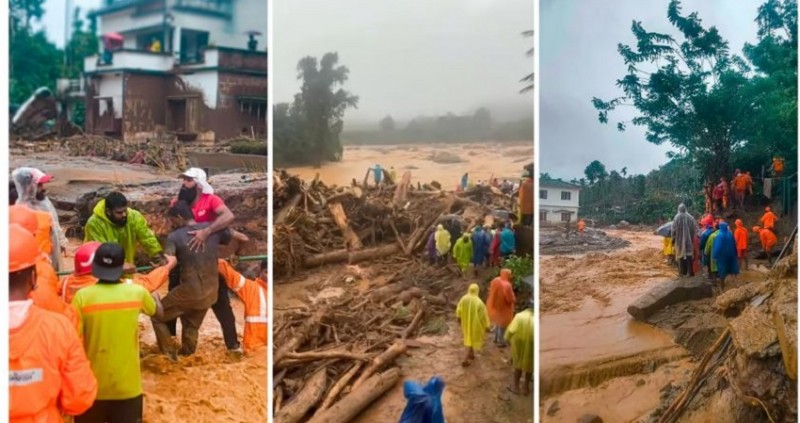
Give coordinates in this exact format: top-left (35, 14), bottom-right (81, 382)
top-left (760, 229), bottom-right (777, 252)
top-left (31, 257), bottom-right (78, 330)
top-left (486, 269), bottom-right (516, 328)
top-left (58, 265), bottom-right (172, 303)
top-left (734, 223), bottom-right (748, 258)
top-left (32, 210), bottom-right (54, 256)
top-left (518, 178), bottom-right (533, 215)
top-left (10, 305), bottom-right (97, 422)
top-left (761, 211), bottom-right (778, 231)
top-left (577, 220), bottom-right (586, 233)
top-left (218, 260), bottom-right (267, 353)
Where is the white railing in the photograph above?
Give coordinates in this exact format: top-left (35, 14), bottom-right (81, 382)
top-left (85, 50), bottom-right (175, 73)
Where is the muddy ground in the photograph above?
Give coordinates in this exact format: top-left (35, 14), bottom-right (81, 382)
top-left (275, 263), bottom-right (534, 423)
top-left (539, 228), bottom-right (794, 423)
top-left (540, 225), bottom-right (631, 256)
top-left (11, 151), bottom-right (267, 423)
top-left (285, 141), bottom-right (533, 188)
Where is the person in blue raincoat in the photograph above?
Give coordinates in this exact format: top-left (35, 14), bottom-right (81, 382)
top-left (399, 376), bottom-right (445, 423)
top-left (372, 164), bottom-right (383, 186)
top-left (698, 222), bottom-right (714, 279)
top-left (471, 226), bottom-right (488, 274)
top-left (500, 223), bottom-right (516, 258)
top-left (712, 222), bottom-right (739, 290)
top-left (460, 173), bottom-right (469, 191)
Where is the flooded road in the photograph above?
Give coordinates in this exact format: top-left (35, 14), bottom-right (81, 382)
top-left (540, 229), bottom-right (692, 421)
top-left (285, 142), bottom-right (533, 188)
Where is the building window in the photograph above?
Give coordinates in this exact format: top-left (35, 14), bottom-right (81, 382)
top-left (539, 190), bottom-right (547, 199)
top-left (238, 98), bottom-right (267, 119)
top-left (179, 29), bottom-right (210, 64)
top-left (539, 210), bottom-right (547, 221)
top-left (561, 212), bottom-right (571, 222)
top-left (561, 191), bottom-right (571, 201)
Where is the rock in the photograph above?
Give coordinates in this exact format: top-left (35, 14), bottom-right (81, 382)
top-left (636, 379), bottom-right (646, 387)
top-left (628, 277), bottom-right (713, 321)
top-left (547, 400), bottom-right (560, 416)
top-left (577, 414), bottom-right (603, 423)
top-left (729, 307), bottom-right (780, 358)
top-left (609, 225), bottom-right (617, 229)
top-left (617, 220), bottom-right (630, 228)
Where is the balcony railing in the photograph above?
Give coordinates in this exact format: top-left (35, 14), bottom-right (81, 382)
top-left (85, 49), bottom-right (175, 73)
top-left (175, 0), bottom-right (232, 17)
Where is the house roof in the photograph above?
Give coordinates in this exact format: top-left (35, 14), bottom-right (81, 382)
top-left (540, 179), bottom-right (581, 190)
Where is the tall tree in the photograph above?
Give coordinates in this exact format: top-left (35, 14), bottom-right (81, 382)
top-left (63, 8), bottom-right (99, 79)
top-left (584, 160), bottom-right (607, 184)
top-left (592, 0), bottom-right (751, 183)
top-left (520, 30), bottom-right (533, 93)
top-left (10, 0), bottom-right (45, 31)
top-left (379, 115), bottom-right (395, 131)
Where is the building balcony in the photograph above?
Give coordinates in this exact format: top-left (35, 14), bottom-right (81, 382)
top-left (85, 49), bottom-right (175, 74)
top-left (56, 79), bottom-right (86, 97)
top-left (174, 0), bottom-right (232, 18)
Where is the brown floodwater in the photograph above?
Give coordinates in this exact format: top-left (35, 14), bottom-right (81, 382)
top-left (284, 142), bottom-right (533, 188)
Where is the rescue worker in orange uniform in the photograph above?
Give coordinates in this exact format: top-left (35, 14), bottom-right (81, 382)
top-left (760, 207), bottom-right (779, 235)
top-left (732, 170), bottom-right (751, 209)
top-left (753, 226), bottom-right (778, 265)
top-left (10, 204), bottom-right (77, 328)
top-left (772, 156), bottom-right (785, 177)
top-left (577, 219), bottom-right (586, 239)
top-left (9, 223), bottom-right (98, 422)
top-left (59, 242), bottom-right (178, 303)
top-left (217, 259), bottom-right (268, 353)
top-left (733, 219), bottom-right (749, 271)
top-left (518, 170), bottom-right (533, 226)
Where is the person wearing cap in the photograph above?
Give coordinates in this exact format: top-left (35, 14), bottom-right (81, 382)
top-left (9, 224), bottom-right (98, 422)
top-left (171, 168), bottom-right (240, 352)
top-left (152, 201), bottom-right (234, 359)
top-left (760, 207), bottom-right (778, 234)
top-left (753, 226), bottom-right (778, 265)
top-left (12, 167), bottom-right (68, 271)
top-left (518, 170), bottom-right (533, 226)
top-left (504, 298), bottom-right (534, 396)
top-left (10, 204), bottom-right (77, 328)
top-left (59, 242), bottom-right (178, 303)
top-left (84, 191), bottom-right (165, 269)
top-left (72, 243), bottom-right (163, 423)
top-left (217, 258), bottom-right (268, 353)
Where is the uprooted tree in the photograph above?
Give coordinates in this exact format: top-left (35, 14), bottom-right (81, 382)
top-left (274, 52), bottom-right (359, 167)
top-left (592, 0), bottom-right (798, 185)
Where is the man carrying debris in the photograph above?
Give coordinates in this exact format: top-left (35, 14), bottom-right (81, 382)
top-left (671, 204), bottom-right (697, 277)
top-left (487, 269), bottom-right (515, 348)
top-left (505, 298), bottom-right (534, 396)
top-left (73, 243), bottom-right (163, 423)
top-left (9, 224), bottom-right (98, 422)
top-left (455, 283), bottom-right (490, 367)
top-left (217, 259), bottom-right (268, 353)
top-left (12, 167), bottom-right (68, 271)
top-left (167, 167), bottom-right (241, 353)
top-left (152, 201), bottom-right (232, 359)
top-left (753, 226), bottom-right (777, 265)
top-left (84, 191), bottom-right (166, 270)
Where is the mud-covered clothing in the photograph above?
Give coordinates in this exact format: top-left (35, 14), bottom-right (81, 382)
top-left (84, 199), bottom-right (163, 264)
top-left (505, 309), bottom-right (534, 373)
top-left (191, 193), bottom-right (225, 224)
top-left (218, 260), bottom-right (268, 353)
top-left (76, 394), bottom-right (142, 423)
top-left (59, 265), bottom-right (171, 303)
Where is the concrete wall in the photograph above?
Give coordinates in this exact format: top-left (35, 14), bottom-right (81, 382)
top-left (539, 187), bottom-right (580, 209)
top-left (123, 73), bottom-right (169, 141)
top-left (97, 74), bottom-right (124, 118)
top-left (540, 206), bottom-right (579, 224)
top-left (180, 71), bottom-right (219, 108)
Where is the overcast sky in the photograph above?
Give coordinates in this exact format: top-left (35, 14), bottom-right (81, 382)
top-left (540, 0), bottom-right (763, 181)
top-left (38, 0), bottom-right (101, 47)
top-left (274, 0), bottom-right (534, 124)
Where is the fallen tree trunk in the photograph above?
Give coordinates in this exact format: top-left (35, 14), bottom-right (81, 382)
top-left (349, 244), bottom-right (401, 265)
top-left (275, 193), bottom-right (302, 225)
top-left (275, 366), bottom-right (328, 423)
top-left (283, 350), bottom-right (371, 362)
top-left (307, 368), bottom-right (401, 423)
top-left (304, 250), bottom-right (350, 268)
top-left (352, 340), bottom-right (407, 389)
top-left (315, 362), bottom-right (364, 414)
top-left (328, 202), bottom-right (363, 250)
top-left (274, 312), bottom-right (322, 364)
top-left (402, 307), bottom-right (425, 339)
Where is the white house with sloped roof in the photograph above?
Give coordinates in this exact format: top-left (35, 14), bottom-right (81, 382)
top-left (539, 179), bottom-right (581, 224)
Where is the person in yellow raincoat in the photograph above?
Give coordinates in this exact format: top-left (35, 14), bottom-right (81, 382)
top-left (434, 224), bottom-right (451, 264)
top-left (452, 232), bottom-right (473, 274)
top-left (662, 236), bottom-right (675, 265)
top-left (455, 283), bottom-right (490, 367)
top-left (505, 299), bottom-right (534, 396)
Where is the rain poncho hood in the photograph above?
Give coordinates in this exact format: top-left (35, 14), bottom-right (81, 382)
top-left (12, 167), bottom-right (66, 270)
top-left (699, 226), bottom-right (714, 264)
top-left (181, 167), bottom-right (214, 194)
top-left (455, 284), bottom-right (490, 350)
top-left (399, 376), bottom-right (445, 423)
top-left (471, 227), bottom-right (488, 264)
top-left (671, 204), bottom-right (697, 259)
top-left (84, 199), bottom-right (163, 264)
top-left (434, 225), bottom-right (451, 256)
top-left (452, 235), bottom-right (473, 272)
top-left (712, 222), bottom-right (740, 278)
top-left (487, 269), bottom-right (515, 327)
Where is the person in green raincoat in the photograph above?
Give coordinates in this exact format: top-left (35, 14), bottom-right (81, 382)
top-left (703, 221), bottom-right (721, 283)
top-left (434, 224), bottom-right (451, 264)
top-left (455, 283), bottom-right (490, 367)
top-left (84, 192), bottom-right (165, 268)
top-left (452, 232), bottom-right (473, 274)
top-left (505, 299), bottom-right (534, 396)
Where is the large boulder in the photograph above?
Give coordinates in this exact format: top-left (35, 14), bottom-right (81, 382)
top-left (628, 277), bottom-right (713, 321)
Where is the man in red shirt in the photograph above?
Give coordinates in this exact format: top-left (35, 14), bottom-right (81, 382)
top-left (167, 168), bottom-right (241, 352)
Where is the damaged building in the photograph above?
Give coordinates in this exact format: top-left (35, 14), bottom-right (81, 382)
top-left (83, 0), bottom-right (267, 143)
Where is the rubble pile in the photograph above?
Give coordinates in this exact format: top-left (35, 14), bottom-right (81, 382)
top-left (272, 170), bottom-right (515, 278)
top-left (61, 135), bottom-right (189, 170)
top-left (539, 226), bottom-right (630, 255)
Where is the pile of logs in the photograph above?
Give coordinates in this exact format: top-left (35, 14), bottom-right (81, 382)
top-left (273, 260), bottom-right (454, 423)
top-left (272, 170), bottom-right (515, 278)
top-left (62, 134), bottom-right (188, 170)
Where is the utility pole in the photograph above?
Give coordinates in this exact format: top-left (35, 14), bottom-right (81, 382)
top-left (64, 0), bottom-right (72, 67)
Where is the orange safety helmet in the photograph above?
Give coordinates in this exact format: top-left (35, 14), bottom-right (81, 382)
top-left (9, 223), bottom-right (40, 273)
top-left (74, 242), bottom-right (103, 276)
top-left (753, 226), bottom-right (761, 232)
top-left (9, 204), bottom-right (38, 234)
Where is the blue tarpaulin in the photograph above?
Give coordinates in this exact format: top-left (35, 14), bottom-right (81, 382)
top-left (399, 376), bottom-right (445, 423)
